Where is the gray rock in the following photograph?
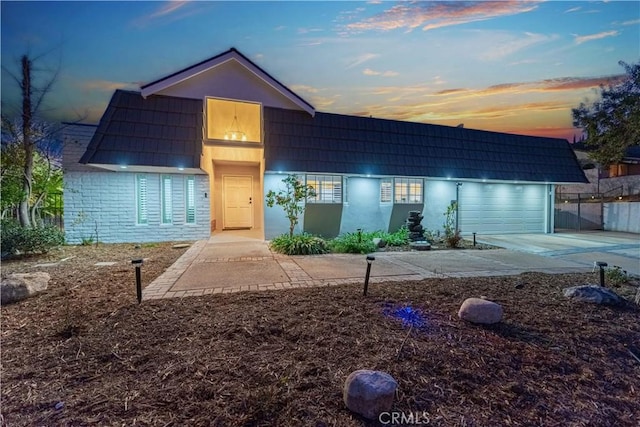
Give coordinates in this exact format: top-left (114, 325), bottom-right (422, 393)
top-left (563, 285), bottom-right (622, 305)
top-left (343, 370), bottom-right (397, 420)
top-left (458, 297), bottom-right (503, 324)
top-left (1, 272), bottom-right (50, 305)
top-left (372, 238), bottom-right (386, 248)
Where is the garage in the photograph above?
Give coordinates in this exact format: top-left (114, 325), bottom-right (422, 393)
top-left (458, 182), bottom-right (550, 234)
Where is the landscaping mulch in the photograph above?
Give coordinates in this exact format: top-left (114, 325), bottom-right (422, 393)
top-left (1, 243), bottom-right (639, 426)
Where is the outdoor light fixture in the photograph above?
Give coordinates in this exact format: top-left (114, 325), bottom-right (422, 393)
top-left (363, 255), bottom-right (375, 296)
top-left (132, 258), bottom-right (144, 304)
top-left (224, 107), bottom-right (247, 141)
top-left (595, 261), bottom-right (608, 287)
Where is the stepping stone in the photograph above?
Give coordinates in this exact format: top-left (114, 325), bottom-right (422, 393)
top-left (172, 244), bottom-right (190, 249)
top-left (94, 262), bottom-right (117, 266)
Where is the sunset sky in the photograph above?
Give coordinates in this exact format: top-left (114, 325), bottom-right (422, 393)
top-left (2, 1), bottom-right (639, 141)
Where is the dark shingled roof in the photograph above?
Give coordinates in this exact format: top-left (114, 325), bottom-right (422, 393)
top-left (80, 90), bottom-right (202, 168)
top-left (264, 107), bottom-right (588, 183)
top-left (80, 90), bottom-right (587, 183)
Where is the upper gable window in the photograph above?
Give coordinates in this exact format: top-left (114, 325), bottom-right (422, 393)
top-left (205, 98), bottom-right (262, 143)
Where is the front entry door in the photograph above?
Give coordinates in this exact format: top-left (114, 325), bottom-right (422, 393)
top-left (223, 176), bottom-right (253, 229)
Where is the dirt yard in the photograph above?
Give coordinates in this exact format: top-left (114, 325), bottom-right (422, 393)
top-left (1, 243), bottom-right (639, 426)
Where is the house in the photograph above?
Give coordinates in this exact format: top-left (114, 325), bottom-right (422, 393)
top-left (62, 48), bottom-right (587, 243)
top-left (558, 141), bottom-right (640, 197)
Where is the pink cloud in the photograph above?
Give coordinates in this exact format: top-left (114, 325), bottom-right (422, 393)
top-left (345, 1), bottom-right (540, 33)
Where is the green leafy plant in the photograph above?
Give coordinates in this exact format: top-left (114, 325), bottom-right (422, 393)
top-left (1, 218), bottom-right (64, 258)
top-left (269, 233), bottom-right (328, 255)
top-left (443, 202), bottom-right (461, 248)
top-left (374, 226), bottom-right (409, 247)
top-left (80, 236), bottom-right (94, 246)
top-left (265, 175), bottom-right (316, 237)
top-left (329, 231), bottom-right (377, 254)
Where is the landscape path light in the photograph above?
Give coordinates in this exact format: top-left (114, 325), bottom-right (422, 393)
top-left (595, 261), bottom-right (608, 287)
top-left (363, 255), bottom-right (375, 296)
top-left (132, 258), bottom-right (144, 304)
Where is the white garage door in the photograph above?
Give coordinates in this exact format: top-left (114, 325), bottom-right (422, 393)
top-left (459, 183), bottom-right (547, 234)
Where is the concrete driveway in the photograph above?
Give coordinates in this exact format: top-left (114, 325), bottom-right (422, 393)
top-left (476, 231), bottom-right (639, 277)
top-left (142, 230), bottom-right (639, 300)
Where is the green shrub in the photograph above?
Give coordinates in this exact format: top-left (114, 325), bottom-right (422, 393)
top-left (269, 233), bottom-right (328, 255)
top-left (1, 219), bottom-right (65, 258)
top-left (80, 236), bottom-right (95, 246)
top-left (329, 231), bottom-right (377, 254)
top-left (380, 226), bottom-right (409, 246)
top-left (605, 266), bottom-right (629, 286)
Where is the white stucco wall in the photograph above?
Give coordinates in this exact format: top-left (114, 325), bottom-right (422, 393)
top-left (264, 174), bottom-right (551, 239)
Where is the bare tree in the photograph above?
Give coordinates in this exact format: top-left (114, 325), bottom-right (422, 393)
top-left (1, 54), bottom-right (58, 228)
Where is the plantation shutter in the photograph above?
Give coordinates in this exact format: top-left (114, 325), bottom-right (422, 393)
top-left (331, 176), bottom-right (342, 203)
top-left (136, 175), bottom-right (148, 225)
top-left (380, 179), bottom-right (392, 203)
top-left (185, 176), bottom-right (196, 223)
top-left (161, 175), bottom-right (172, 224)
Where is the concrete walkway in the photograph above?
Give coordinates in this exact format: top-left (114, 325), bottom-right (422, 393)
top-left (142, 231), bottom-right (639, 300)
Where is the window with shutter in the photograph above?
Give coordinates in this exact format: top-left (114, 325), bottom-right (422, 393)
top-left (161, 175), bottom-right (173, 224)
top-left (306, 175), bottom-right (342, 204)
top-left (136, 175), bottom-right (148, 225)
top-left (394, 178), bottom-right (423, 203)
top-left (185, 176), bottom-right (196, 224)
top-left (380, 179), bottom-right (392, 203)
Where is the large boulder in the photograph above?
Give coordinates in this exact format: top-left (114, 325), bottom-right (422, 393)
top-left (458, 297), bottom-right (503, 324)
top-left (1, 272), bottom-right (50, 305)
top-left (343, 370), bottom-right (397, 420)
top-left (563, 285), bottom-right (622, 305)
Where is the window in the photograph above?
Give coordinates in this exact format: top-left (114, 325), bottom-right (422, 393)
top-left (161, 175), bottom-right (173, 224)
top-left (205, 98), bottom-right (262, 143)
top-left (307, 175), bottom-right (342, 203)
top-left (394, 178), bottom-right (423, 203)
top-left (136, 174), bottom-right (148, 225)
top-left (380, 179), bottom-right (392, 203)
top-left (185, 176), bottom-right (196, 224)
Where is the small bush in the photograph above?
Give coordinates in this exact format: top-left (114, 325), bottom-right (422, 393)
top-left (80, 236), bottom-right (95, 246)
top-left (376, 225), bottom-right (409, 246)
top-left (269, 233), bottom-right (328, 255)
top-left (1, 219), bottom-right (65, 258)
top-left (445, 230), bottom-right (462, 248)
top-left (605, 266), bottom-right (629, 286)
top-left (329, 231), bottom-right (377, 254)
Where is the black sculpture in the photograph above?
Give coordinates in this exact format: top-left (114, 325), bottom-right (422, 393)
top-left (407, 211), bottom-right (424, 242)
